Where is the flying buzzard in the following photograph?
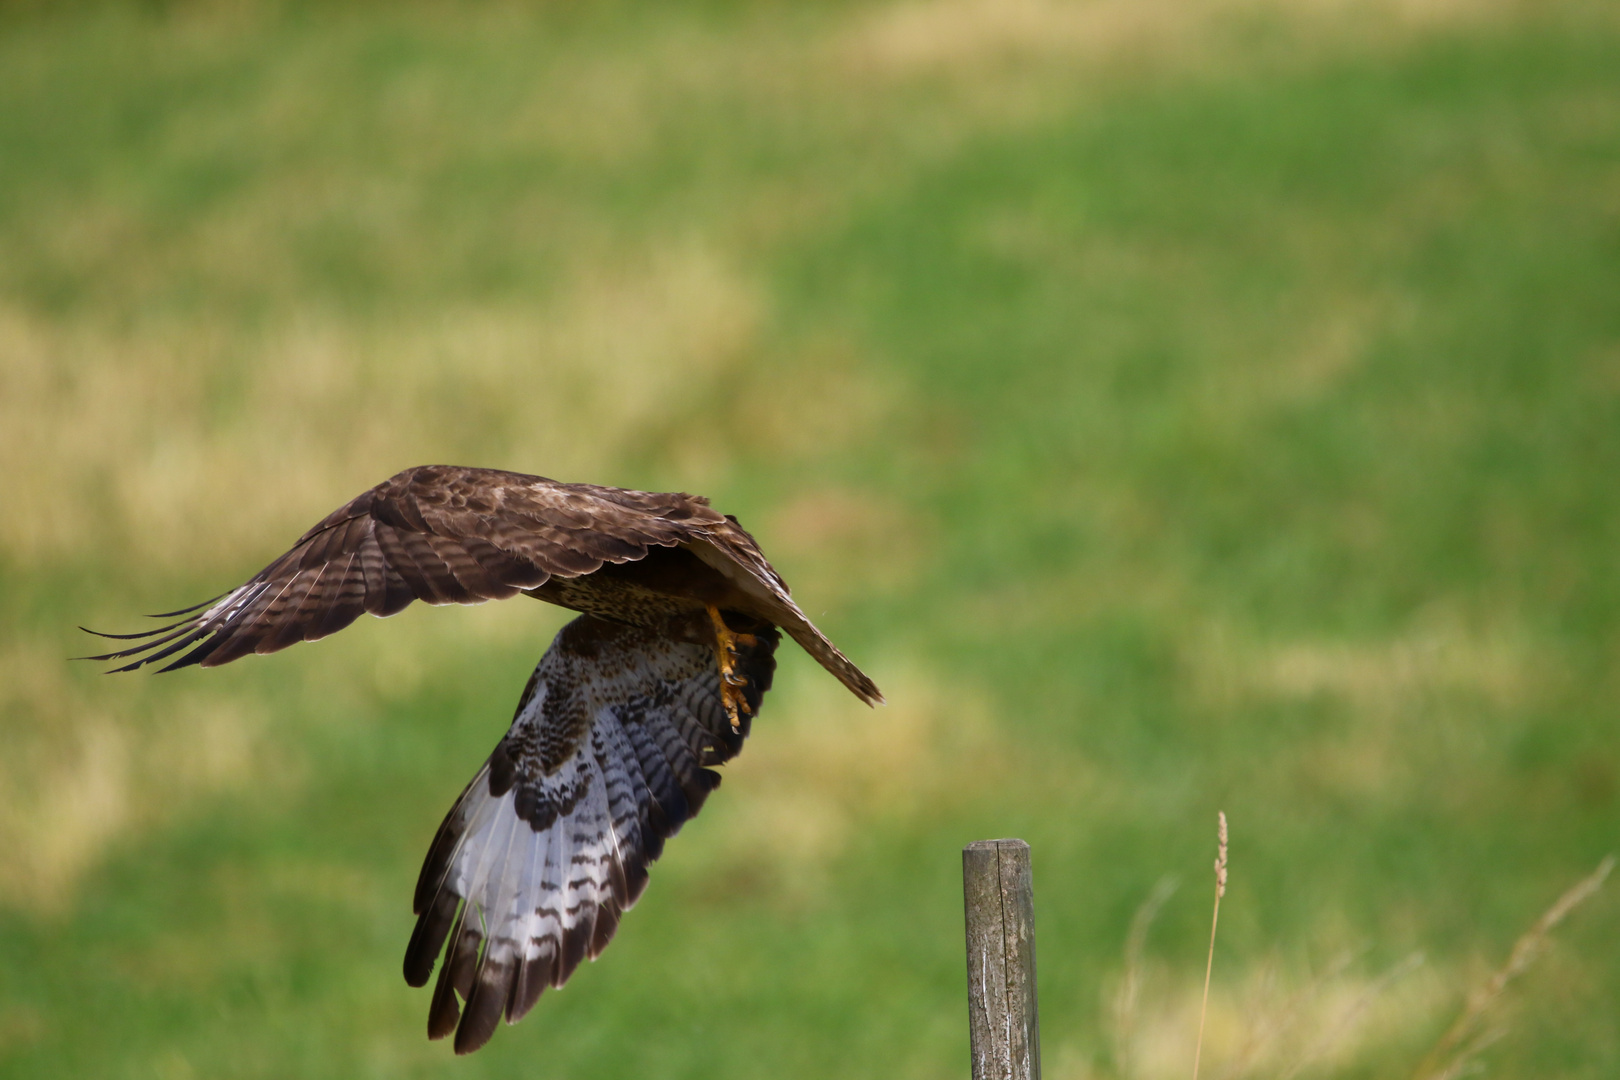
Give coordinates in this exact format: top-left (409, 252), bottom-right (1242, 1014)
top-left (85, 465), bottom-right (882, 1054)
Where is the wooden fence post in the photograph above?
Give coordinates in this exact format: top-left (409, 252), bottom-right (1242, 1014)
top-left (963, 838), bottom-right (1041, 1080)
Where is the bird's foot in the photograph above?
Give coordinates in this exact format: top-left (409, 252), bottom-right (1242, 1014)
top-left (707, 604), bottom-right (758, 732)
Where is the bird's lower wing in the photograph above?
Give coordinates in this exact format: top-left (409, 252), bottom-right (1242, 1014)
top-left (402, 613), bottom-right (778, 1055)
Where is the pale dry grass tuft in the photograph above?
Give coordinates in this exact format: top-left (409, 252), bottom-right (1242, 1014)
top-left (1213, 949), bottom-right (1359, 1080)
top-left (1189, 617), bottom-right (1542, 715)
top-left (1107, 949), bottom-right (1440, 1080)
top-left (1099, 849), bottom-right (1611, 1080)
top-left (1182, 616), bottom-right (1552, 806)
top-left (0, 243), bottom-right (762, 575)
top-left (845, 0), bottom-right (1518, 77)
top-left (0, 643), bottom-right (274, 910)
top-left (1411, 855), bottom-right (1616, 1080)
top-left (1278, 951), bottom-right (1426, 1080)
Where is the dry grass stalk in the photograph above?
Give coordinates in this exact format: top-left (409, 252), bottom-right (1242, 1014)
top-left (1412, 854), bottom-right (1615, 1080)
top-left (1193, 811), bottom-right (1228, 1080)
top-left (1113, 875), bottom-right (1180, 1079)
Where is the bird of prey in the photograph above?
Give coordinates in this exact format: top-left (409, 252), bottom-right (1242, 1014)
top-left (85, 465), bottom-right (881, 1054)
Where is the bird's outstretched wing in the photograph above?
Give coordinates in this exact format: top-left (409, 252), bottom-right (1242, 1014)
top-left (81, 466), bottom-right (725, 672)
top-left (83, 463), bottom-right (882, 704)
top-left (404, 612), bottom-right (778, 1054)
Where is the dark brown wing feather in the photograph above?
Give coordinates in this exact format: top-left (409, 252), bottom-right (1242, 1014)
top-left (83, 466), bottom-right (724, 672)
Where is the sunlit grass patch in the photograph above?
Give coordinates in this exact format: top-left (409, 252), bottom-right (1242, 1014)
top-left (0, 239), bottom-right (765, 576)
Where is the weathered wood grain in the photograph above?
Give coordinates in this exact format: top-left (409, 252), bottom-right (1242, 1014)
top-left (963, 839), bottom-right (1041, 1080)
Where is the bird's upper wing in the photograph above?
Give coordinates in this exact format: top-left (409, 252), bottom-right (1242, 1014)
top-left (82, 465), bottom-right (725, 672)
top-left (404, 612), bottom-right (778, 1054)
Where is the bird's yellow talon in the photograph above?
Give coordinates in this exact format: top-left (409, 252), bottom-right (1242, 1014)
top-left (707, 604), bottom-right (753, 732)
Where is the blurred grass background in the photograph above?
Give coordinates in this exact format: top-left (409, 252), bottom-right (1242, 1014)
top-left (2, 0), bottom-right (1619, 1076)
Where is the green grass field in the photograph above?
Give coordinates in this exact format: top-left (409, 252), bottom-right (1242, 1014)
top-left (3, 0), bottom-right (1618, 1076)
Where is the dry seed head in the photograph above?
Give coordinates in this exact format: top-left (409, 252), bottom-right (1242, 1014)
top-left (1194, 812), bottom-right (1229, 1080)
